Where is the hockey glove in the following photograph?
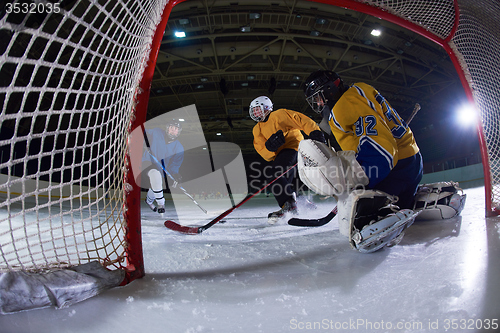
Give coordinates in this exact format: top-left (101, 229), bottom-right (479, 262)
top-left (265, 130), bottom-right (286, 152)
top-left (308, 130), bottom-right (326, 143)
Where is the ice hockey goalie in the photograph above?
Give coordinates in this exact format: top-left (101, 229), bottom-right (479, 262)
top-left (298, 139), bottom-right (421, 253)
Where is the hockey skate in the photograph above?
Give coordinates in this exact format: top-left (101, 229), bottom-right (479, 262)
top-left (146, 200), bottom-right (165, 214)
top-left (268, 200), bottom-right (298, 224)
top-left (146, 199), bottom-right (157, 212)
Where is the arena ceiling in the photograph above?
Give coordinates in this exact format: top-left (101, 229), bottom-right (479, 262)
top-left (147, 0), bottom-right (465, 157)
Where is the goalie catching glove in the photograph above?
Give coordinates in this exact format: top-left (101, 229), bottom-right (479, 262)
top-left (298, 139), bottom-right (369, 196)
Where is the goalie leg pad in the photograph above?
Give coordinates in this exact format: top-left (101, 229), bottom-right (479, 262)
top-left (351, 209), bottom-right (420, 253)
top-left (413, 181), bottom-right (466, 220)
top-left (339, 189), bottom-right (419, 253)
top-left (298, 140), bottom-right (368, 196)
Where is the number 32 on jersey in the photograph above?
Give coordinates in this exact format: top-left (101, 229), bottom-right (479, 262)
top-left (354, 109), bottom-right (408, 139)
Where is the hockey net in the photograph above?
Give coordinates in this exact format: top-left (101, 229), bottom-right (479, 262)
top-left (0, 0), bottom-right (170, 312)
top-left (0, 0), bottom-right (499, 313)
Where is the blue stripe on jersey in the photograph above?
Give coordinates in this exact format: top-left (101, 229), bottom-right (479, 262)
top-left (329, 109), bottom-right (353, 133)
top-left (357, 135), bottom-right (394, 187)
top-left (330, 109), bottom-right (352, 134)
top-left (353, 85), bottom-right (377, 112)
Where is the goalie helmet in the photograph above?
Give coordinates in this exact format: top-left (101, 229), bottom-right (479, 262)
top-left (166, 119), bottom-right (182, 141)
top-left (249, 96), bottom-right (273, 122)
top-left (304, 70), bottom-right (344, 114)
top-left (413, 181), bottom-right (466, 220)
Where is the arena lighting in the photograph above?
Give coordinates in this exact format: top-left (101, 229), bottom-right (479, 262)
top-left (457, 103), bottom-right (478, 127)
top-left (174, 31), bottom-right (186, 38)
top-left (371, 29), bottom-right (382, 36)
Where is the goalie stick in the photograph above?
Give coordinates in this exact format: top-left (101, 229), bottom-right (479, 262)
top-left (288, 206), bottom-right (338, 227)
top-left (141, 124), bottom-right (208, 214)
top-left (406, 103), bottom-right (421, 125)
top-left (164, 163), bottom-right (298, 234)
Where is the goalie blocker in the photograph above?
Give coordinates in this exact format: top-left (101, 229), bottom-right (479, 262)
top-left (298, 139), bottom-right (419, 253)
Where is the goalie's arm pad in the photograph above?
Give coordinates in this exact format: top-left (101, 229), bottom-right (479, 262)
top-left (298, 139), bottom-right (369, 196)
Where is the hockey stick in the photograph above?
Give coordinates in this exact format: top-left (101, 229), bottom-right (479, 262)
top-left (288, 206), bottom-right (338, 227)
top-left (141, 125), bottom-right (208, 214)
top-left (406, 103), bottom-right (421, 125)
top-left (164, 163), bottom-right (298, 234)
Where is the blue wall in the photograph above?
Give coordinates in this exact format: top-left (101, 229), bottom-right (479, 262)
top-left (421, 163), bottom-right (484, 189)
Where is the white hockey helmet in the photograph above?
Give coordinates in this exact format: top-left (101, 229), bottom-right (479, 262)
top-left (249, 96), bottom-right (273, 122)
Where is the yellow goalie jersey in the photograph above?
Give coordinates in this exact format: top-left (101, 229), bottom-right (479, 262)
top-left (253, 108), bottom-right (320, 162)
top-left (328, 82), bottom-right (420, 186)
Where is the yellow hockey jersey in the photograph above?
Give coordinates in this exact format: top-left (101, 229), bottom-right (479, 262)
top-left (253, 108), bottom-right (320, 161)
top-left (328, 82), bottom-right (420, 185)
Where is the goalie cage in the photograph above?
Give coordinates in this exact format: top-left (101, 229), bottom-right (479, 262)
top-left (1, 0), bottom-right (500, 313)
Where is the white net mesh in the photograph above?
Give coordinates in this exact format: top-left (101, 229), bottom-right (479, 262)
top-left (451, 0), bottom-right (500, 211)
top-left (0, 0), bottom-right (168, 273)
top-left (357, 0), bottom-right (500, 211)
top-left (359, 0), bottom-right (457, 39)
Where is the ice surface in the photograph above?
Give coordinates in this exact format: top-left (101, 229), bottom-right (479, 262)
top-left (0, 186), bottom-right (499, 333)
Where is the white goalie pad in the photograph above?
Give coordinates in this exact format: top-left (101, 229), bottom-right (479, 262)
top-left (351, 209), bottom-right (420, 253)
top-left (298, 139), bottom-right (369, 196)
top-left (413, 181), bottom-right (466, 220)
top-left (338, 189), bottom-right (420, 253)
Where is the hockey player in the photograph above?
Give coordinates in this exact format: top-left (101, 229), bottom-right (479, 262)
top-left (249, 96), bottom-right (326, 224)
top-left (143, 120), bottom-right (184, 214)
top-left (298, 70), bottom-right (424, 252)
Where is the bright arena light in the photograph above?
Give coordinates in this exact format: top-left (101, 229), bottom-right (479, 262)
top-left (457, 103), bottom-right (477, 127)
top-left (371, 29), bottom-right (381, 36)
top-left (174, 31), bottom-right (186, 38)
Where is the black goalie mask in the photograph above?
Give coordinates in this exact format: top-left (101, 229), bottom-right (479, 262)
top-left (304, 70), bottom-right (344, 115)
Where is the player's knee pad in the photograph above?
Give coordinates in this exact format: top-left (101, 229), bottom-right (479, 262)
top-left (338, 189), bottom-right (420, 253)
top-left (413, 181), bottom-right (466, 220)
top-left (147, 169), bottom-right (163, 192)
top-left (297, 139), bottom-right (368, 196)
